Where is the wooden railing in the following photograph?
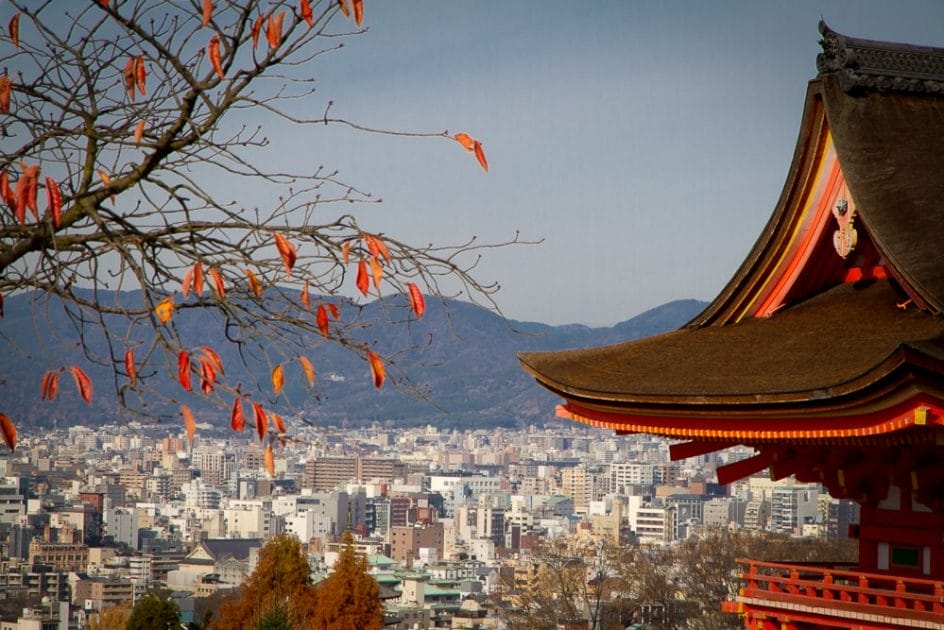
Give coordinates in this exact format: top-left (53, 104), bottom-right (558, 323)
top-left (728, 558), bottom-right (944, 624)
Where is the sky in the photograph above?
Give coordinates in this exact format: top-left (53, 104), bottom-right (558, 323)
top-left (273, 0), bottom-right (944, 326)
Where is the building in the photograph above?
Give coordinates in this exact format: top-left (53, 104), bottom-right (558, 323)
top-left (518, 23), bottom-right (944, 629)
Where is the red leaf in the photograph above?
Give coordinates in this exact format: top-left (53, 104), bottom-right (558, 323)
top-left (352, 0), bottom-right (363, 25)
top-left (199, 358), bottom-right (216, 394)
top-left (135, 55), bottom-right (146, 96)
top-left (181, 267), bottom-right (193, 298)
top-left (0, 75), bottom-right (10, 114)
top-left (244, 268), bottom-right (263, 297)
top-left (125, 347), bottom-right (137, 389)
top-left (407, 283), bottom-right (425, 319)
top-left (97, 168), bottom-right (115, 204)
top-left (473, 141), bottom-right (488, 172)
top-left (308, 306), bottom-right (328, 341)
top-left (251, 14), bottom-right (264, 51)
top-left (454, 133), bottom-right (475, 152)
top-left (209, 267), bottom-right (225, 299)
top-left (69, 366), bottom-right (93, 404)
top-left (181, 405), bottom-right (197, 445)
top-left (368, 350), bottom-right (384, 389)
top-left (264, 445), bottom-right (275, 476)
top-left (272, 411), bottom-right (286, 434)
top-left (272, 364), bottom-right (285, 396)
top-left (0, 414), bottom-right (16, 451)
top-left (298, 356), bottom-right (315, 387)
top-left (208, 35), bottom-right (224, 80)
top-left (198, 346), bottom-right (225, 376)
top-left (252, 402), bottom-right (268, 440)
top-left (40, 370), bottom-right (54, 400)
top-left (123, 57), bottom-right (136, 102)
top-left (0, 170), bottom-right (12, 209)
top-left (365, 234), bottom-right (391, 264)
top-left (301, 280), bottom-right (311, 311)
top-left (266, 11), bottom-right (285, 49)
top-left (202, 0), bottom-right (213, 26)
top-left (231, 397), bottom-right (245, 431)
top-left (300, 0), bottom-right (313, 26)
top-left (193, 261), bottom-right (204, 295)
top-left (274, 233), bottom-right (297, 274)
top-left (178, 351), bottom-right (192, 392)
top-left (356, 259), bottom-right (369, 296)
top-left (45, 177), bottom-right (62, 228)
top-left (327, 303), bottom-right (340, 320)
top-left (8, 14), bottom-right (19, 49)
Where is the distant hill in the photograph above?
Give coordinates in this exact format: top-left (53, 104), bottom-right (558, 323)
top-left (0, 290), bottom-right (706, 430)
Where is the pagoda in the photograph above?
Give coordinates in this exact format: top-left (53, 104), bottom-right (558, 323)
top-left (518, 24), bottom-right (944, 630)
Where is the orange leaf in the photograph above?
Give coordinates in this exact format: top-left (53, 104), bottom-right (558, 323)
top-left (352, 0), bottom-right (363, 25)
top-left (125, 347), bottom-right (137, 389)
top-left (251, 14), bottom-right (264, 50)
top-left (199, 358), bottom-right (216, 394)
top-left (274, 233), bottom-right (296, 274)
top-left (0, 75), bottom-right (10, 114)
top-left (365, 234), bottom-right (391, 264)
top-left (208, 35), bottom-right (224, 80)
top-left (209, 267), bottom-right (225, 299)
top-left (193, 261), bottom-right (204, 295)
top-left (300, 0), bottom-right (313, 26)
top-left (368, 350), bottom-right (384, 389)
top-left (181, 267), bottom-right (193, 298)
top-left (0, 414), bottom-right (16, 451)
top-left (338, 0), bottom-right (350, 18)
top-left (272, 412), bottom-right (286, 434)
top-left (244, 268), bottom-right (263, 297)
top-left (178, 351), bottom-right (192, 392)
top-left (407, 283), bottom-right (425, 319)
top-left (327, 303), bottom-right (340, 320)
top-left (202, 0), bottom-right (213, 26)
top-left (17, 163), bottom-right (39, 221)
top-left (231, 397), bottom-right (245, 431)
top-left (0, 171), bottom-right (11, 211)
top-left (8, 14), bottom-right (19, 49)
top-left (134, 55), bottom-right (146, 96)
top-left (198, 345), bottom-right (224, 376)
top-left (266, 11), bottom-right (284, 49)
top-left (454, 133), bottom-right (475, 152)
top-left (341, 241), bottom-right (351, 264)
top-left (123, 57), bottom-right (136, 102)
top-left (181, 405), bottom-right (197, 445)
top-left (301, 280), bottom-right (311, 311)
top-left (272, 364), bottom-right (285, 395)
top-left (298, 356), bottom-right (315, 387)
top-left (97, 168), bottom-right (115, 204)
top-left (473, 141), bottom-right (488, 172)
top-left (252, 402), bottom-right (268, 440)
top-left (69, 366), bottom-right (93, 404)
top-left (316, 304), bottom-right (329, 338)
top-left (370, 256), bottom-right (383, 290)
top-left (40, 369), bottom-right (59, 401)
top-left (355, 259), bottom-right (369, 296)
top-left (45, 177), bottom-right (62, 228)
top-left (264, 444), bottom-right (275, 476)
top-left (133, 118), bottom-right (145, 145)
top-left (155, 295), bottom-right (174, 324)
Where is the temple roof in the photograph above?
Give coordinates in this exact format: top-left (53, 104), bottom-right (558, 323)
top-left (518, 25), bottom-right (944, 432)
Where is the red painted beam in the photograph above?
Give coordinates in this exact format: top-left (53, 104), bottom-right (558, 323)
top-left (669, 440), bottom-right (738, 461)
top-left (716, 451), bottom-right (776, 485)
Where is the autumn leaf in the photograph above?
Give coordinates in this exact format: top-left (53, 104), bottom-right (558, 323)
top-left (316, 304), bottom-right (329, 338)
top-left (274, 233), bottom-right (297, 274)
top-left (209, 267), bottom-right (225, 299)
top-left (338, 0), bottom-right (350, 18)
top-left (298, 356), bottom-right (315, 387)
top-left (454, 133), bottom-right (475, 152)
top-left (272, 412), bottom-right (286, 434)
top-left (272, 364), bottom-right (285, 395)
top-left (40, 369), bottom-right (60, 401)
top-left (341, 241), bottom-right (351, 264)
top-left (264, 445), bottom-right (275, 476)
top-left (198, 345), bottom-right (224, 376)
top-left (181, 405), bottom-right (197, 445)
top-left (16, 163), bottom-right (39, 222)
top-left (178, 351), bottom-right (192, 392)
top-left (251, 14), bottom-right (264, 50)
top-left (69, 366), bottom-right (93, 404)
top-left (231, 397), bottom-right (245, 431)
top-left (0, 75), bottom-right (10, 114)
top-left (352, 0), bottom-right (363, 25)
top-left (123, 57), bottom-right (136, 102)
top-left (266, 11), bottom-right (285, 49)
top-left (125, 347), bottom-right (137, 389)
top-left (208, 35), bottom-right (224, 80)
top-left (8, 14), bottom-right (19, 48)
top-left (134, 55), bottom-right (146, 96)
top-left (244, 268), bottom-right (263, 297)
top-left (155, 295), bottom-right (174, 324)
top-left (45, 177), bottom-right (62, 228)
top-left (300, 0), bottom-right (314, 26)
top-left (97, 168), bottom-right (115, 204)
top-left (370, 257), bottom-right (383, 290)
top-left (356, 259), bottom-right (369, 296)
top-left (253, 402), bottom-right (268, 440)
top-left (202, 0), bottom-right (213, 26)
top-left (327, 303), bottom-right (340, 320)
top-left (0, 414), bottom-right (16, 451)
top-left (199, 358), bottom-right (216, 394)
top-left (0, 171), bottom-right (11, 211)
top-left (193, 261), bottom-right (204, 295)
top-left (301, 280), bottom-right (311, 311)
top-left (133, 119), bottom-right (145, 145)
top-left (473, 140), bottom-right (488, 172)
top-left (407, 283), bottom-right (426, 319)
top-left (368, 351), bottom-right (384, 389)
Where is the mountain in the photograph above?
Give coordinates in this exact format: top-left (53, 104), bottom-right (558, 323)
top-left (0, 290), bottom-right (706, 431)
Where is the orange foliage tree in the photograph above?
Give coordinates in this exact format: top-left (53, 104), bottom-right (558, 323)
top-left (0, 1), bottom-right (518, 451)
top-left (312, 531), bottom-right (383, 630)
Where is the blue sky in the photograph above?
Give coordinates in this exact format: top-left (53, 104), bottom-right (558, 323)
top-left (282, 1), bottom-right (944, 326)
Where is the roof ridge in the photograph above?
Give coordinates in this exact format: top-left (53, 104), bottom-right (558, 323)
top-left (817, 21), bottom-right (944, 94)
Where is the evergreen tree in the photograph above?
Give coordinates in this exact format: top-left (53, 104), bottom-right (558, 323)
top-left (126, 590), bottom-right (180, 630)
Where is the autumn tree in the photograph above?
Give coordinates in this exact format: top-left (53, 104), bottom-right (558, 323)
top-left (312, 530), bottom-right (383, 630)
top-left (0, 1), bottom-right (515, 451)
top-left (87, 602), bottom-right (132, 630)
top-left (212, 533), bottom-right (319, 629)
